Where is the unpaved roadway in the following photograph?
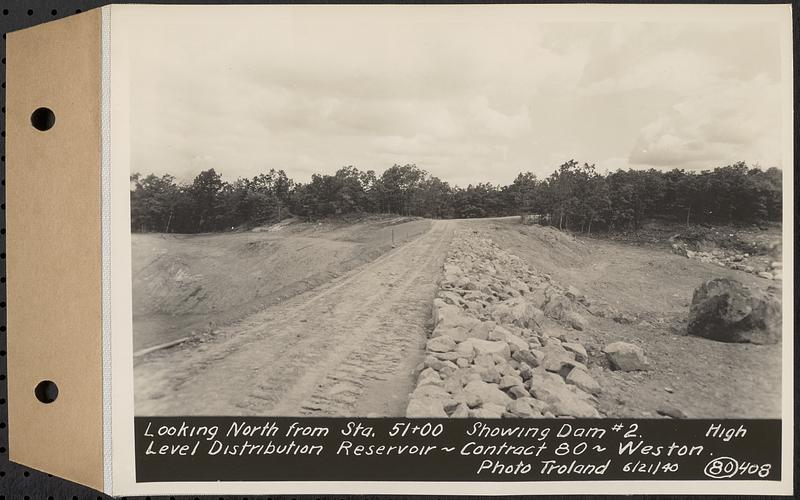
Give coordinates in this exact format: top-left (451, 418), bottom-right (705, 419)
top-left (135, 220), bottom-right (455, 416)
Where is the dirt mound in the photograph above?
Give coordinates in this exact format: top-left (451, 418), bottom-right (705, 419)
top-left (132, 218), bottom-right (431, 351)
top-left (483, 221), bottom-right (591, 271)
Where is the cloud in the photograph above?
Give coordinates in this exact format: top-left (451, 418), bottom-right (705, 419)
top-left (580, 49), bottom-right (719, 97)
top-left (629, 75), bottom-right (781, 169)
top-left (120, 7), bottom-right (787, 185)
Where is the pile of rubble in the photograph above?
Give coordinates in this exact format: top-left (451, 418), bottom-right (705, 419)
top-left (670, 240), bottom-right (782, 281)
top-left (406, 230), bottom-right (649, 419)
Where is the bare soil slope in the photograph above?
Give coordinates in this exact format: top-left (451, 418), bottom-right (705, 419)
top-left (135, 220), bottom-right (455, 416)
top-left (467, 219), bottom-right (783, 418)
top-left (132, 216), bottom-right (431, 351)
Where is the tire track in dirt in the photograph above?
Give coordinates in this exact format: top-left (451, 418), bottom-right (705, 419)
top-left (134, 220), bottom-right (455, 416)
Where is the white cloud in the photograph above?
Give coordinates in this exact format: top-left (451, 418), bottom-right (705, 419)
top-left (120, 7), bottom-right (787, 185)
top-left (629, 75), bottom-right (781, 169)
top-left (580, 49), bottom-right (720, 97)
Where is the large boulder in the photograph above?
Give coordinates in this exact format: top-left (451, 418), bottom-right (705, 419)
top-left (406, 397), bottom-right (447, 417)
top-left (491, 298), bottom-right (544, 328)
top-left (460, 338), bottom-right (511, 359)
top-left (449, 403), bottom-right (470, 418)
top-left (513, 349), bottom-right (542, 368)
top-left (488, 325), bottom-right (527, 352)
top-left (411, 384), bottom-right (451, 401)
top-left (462, 380), bottom-right (512, 406)
top-left (505, 399), bottom-right (542, 418)
top-left (427, 336), bottom-right (457, 353)
top-left (562, 342), bottom-right (588, 363)
top-left (470, 403), bottom-right (506, 418)
top-left (687, 278), bottom-right (781, 344)
top-left (565, 367), bottom-right (601, 395)
top-left (529, 372), bottom-right (599, 418)
top-left (417, 368), bottom-right (442, 386)
top-left (433, 299), bottom-right (482, 331)
top-left (604, 342), bottom-right (650, 371)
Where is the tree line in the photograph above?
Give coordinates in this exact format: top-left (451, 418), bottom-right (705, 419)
top-left (130, 161), bottom-right (781, 234)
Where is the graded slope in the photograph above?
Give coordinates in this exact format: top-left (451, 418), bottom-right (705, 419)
top-left (132, 216), bottom-right (431, 351)
top-left (134, 220), bottom-right (455, 416)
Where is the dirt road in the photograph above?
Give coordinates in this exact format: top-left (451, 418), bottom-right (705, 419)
top-left (135, 220), bottom-right (455, 416)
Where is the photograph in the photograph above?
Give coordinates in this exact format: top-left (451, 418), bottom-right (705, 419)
top-left (127, 6), bottom-right (787, 420)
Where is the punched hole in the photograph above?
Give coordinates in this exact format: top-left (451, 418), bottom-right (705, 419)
top-left (30, 107), bottom-right (56, 131)
top-left (34, 380), bottom-right (58, 403)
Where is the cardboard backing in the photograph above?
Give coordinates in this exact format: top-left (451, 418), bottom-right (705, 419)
top-left (6, 9), bottom-right (103, 491)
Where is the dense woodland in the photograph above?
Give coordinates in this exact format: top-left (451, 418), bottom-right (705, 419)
top-left (130, 161), bottom-right (782, 234)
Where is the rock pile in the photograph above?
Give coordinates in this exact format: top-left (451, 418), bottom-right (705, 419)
top-left (670, 241), bottom-right (782, 281)
top-left (406, 230), bottom-right (603, 418)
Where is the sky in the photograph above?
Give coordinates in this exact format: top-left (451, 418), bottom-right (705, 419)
top-left (119, 5), bottom-right (788, 187)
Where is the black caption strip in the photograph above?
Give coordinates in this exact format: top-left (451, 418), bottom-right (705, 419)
top-left (135, 418), bottom-right (780, 482)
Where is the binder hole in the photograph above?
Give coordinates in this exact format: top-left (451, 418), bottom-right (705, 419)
top-left (35, 380), bottom-right (58, 403)
top-left (31, 107), bottom-right (56, 131)
top-left (27, 9), bottom-right (33, 16)
top-left (51, 10), bottom-right (57, 16)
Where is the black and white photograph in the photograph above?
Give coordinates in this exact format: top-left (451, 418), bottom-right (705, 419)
top-left (126, 5), bottom-right (789, 421)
